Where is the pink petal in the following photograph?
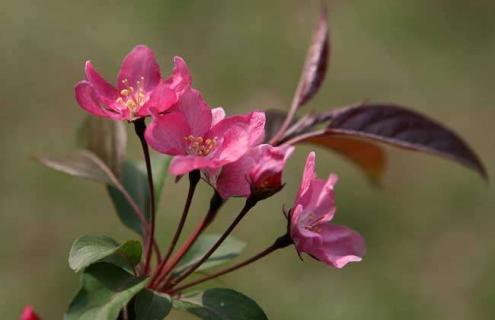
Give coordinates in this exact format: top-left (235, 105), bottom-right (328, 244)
top-left (312, 173), bottom-right (338, 220)
top-left (211, 107), bottom-right (226, 126)
top-left (164, 56), bottom-right (192, 97)
top-left (316, 224), bottom-right (366, 268)
top-left (290, 205), bottom-right (323, 250)
top-left (74, 81), bottom-right (124, 120)
top-left (215, 150), bottom-right (255, 199)
top-left (145, 112), bottom-right (191, 155)
top-left (169, 89), bottom-right (212, 137)
top-left (246, 111), bottom-right (266, 145)
top-left (169, 155), bottom-right (220, 176)
top-left (84, 61), bottom-right (118, 105)
top-left (250, 144), bottom-right (294, 183)
top-left (298, 174), bottom-right (338, 224)
top-left (171, 122), bottom-right (250, 176)
top-left (117, 45), bottom-right (161, 92)
top-left (214, 144), bottom-right (293, 199)
top-left (296, 152), bottom-right (316, 203)
top-left (207, 114), bottom-right (251, 164)
top-left (138, 81), bottom-right (178, 116)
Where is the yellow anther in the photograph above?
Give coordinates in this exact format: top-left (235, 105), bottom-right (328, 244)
top-left (116, 77), bottom-right (148, 113)
top-left (184, 135), bottom-right (218, 156)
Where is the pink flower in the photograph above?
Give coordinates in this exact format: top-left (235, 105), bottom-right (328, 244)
top-left (212, 144), bottom-right (295, 199)
top-left (145, 95), bottom-right (266, 175)
top-left (289, 152), bottom-right (366, 268)
top-left (75, 45), bottom-right (191, 121)
top-left (20, 306), bottom-right (40, 320)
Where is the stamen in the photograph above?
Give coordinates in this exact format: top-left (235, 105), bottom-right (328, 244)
top-left (184, 135), bottom-right (218, 156)
top-left (305, 213), bottom-right (325, 232)
top-left (115, 77), bottom-right (148, 113)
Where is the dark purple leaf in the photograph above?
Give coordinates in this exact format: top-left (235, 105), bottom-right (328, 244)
top-left (292, 6), bottom-right (330, 109)
top-left (269, 7), bottom-right (330, 144)
top-left (326, 104), bottom-right (487, 179)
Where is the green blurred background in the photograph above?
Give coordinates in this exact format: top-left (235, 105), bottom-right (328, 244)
top-left (1, 0), bottom-right (494, 319)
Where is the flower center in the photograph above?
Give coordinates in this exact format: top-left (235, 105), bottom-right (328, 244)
top-left (184, 135), bottom-right (217, 156)
top-left (116, 77), bottom-right (147, 112)
top-left (304, 213), bottom-right (325, 232)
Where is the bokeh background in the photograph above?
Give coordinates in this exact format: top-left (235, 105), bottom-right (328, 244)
top-left (1, 0), bottom-right (494, 319)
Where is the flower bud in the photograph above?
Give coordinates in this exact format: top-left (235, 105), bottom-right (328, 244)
top-left (20, 306), bottom-right (41, 320)
top-left (213, 144), bottom-right (294, 200)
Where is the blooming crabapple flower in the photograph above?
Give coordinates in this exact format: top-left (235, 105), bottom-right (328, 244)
top-left (20, 306), bottom-right (40, 320)
top-left (212, 144), bottom-right (295, 199)
top-left (289, 152), bottom-right (366, 268)
top-left (145, 92), bottom-right (265, 175)
top-left (75, 45), bottom-right (191, 121)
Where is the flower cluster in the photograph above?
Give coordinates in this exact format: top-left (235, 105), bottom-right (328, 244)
top-left (32, 5), bottom-right (485, 316)
top-left (75, 45), bottom-right (366, 274)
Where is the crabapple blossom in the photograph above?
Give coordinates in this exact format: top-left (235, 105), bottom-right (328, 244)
top-left (289, 152), bottom-right (366, 268)
top-left (75, 45), bottom-right (190, 121)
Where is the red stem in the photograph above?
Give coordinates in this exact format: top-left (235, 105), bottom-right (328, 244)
top-left (165, 197), bottom-right (258, 289)
top-left (162, 171), bottom-right (200, 265)
top-left (171, 234), bottom-right (292, 293)
top-left (150, 192), bottom-right (224, 289)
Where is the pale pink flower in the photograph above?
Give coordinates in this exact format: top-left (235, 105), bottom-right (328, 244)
top-left (20, 306), bottom-right (40, 320)
top-left (75, 45), bottom-right (191, 121)
top-left (289, 152), bottom-right (366, 268)
top-left (145, 95), bottom-right (266, 175)
top-left (212, 144), bottom-right (294, 199)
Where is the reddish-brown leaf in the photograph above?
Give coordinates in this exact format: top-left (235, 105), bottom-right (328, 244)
top-left (326, 104), bottom-right (487, 179)
top-left (302, 134), bottom-right (386, 184)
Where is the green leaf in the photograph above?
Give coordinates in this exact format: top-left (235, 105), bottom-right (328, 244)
top-left (107, 161), bottom-right (150, 236)
top-left (37, 150), bottom-right (117, 186)
top-left (107, 157), bottom-right (170, 236)
top-left (173, 288), bottom-right (268, 320)
top-left (174, 234), bottom-right (245, 276)
top-left (65, 263), bottom-right (148, 320)
top-left (135, 289), bottom-right (172, 320)
top-left (39, 153), bottom-right (147, 236)
top-left (69, 235), bottom-right (142, 273)
top-left (78, 116), bottom-right (127, 178)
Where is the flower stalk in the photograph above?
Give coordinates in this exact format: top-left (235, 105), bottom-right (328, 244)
top-left (134, 118), bottom-right (157, 275)
top-left (171, 234), bottom-right (292, 293)
top-left (150, 191), bottom-right (224, 289)
top-left (162, 170), bottom-right (200, 264)
top-left (165, 197), bottom-right (259, 289)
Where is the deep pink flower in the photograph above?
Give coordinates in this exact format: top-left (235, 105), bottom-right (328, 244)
top-left (20, 306), bottom-right (40, 320)
top-left (289, 152), bottom-right (366, 268)
top-left (75, 45), bottom-right (191, 121)
top-left (145, 94), bottom-right (266, 175)
top-left (212, 144), bottom-right (295, 199)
